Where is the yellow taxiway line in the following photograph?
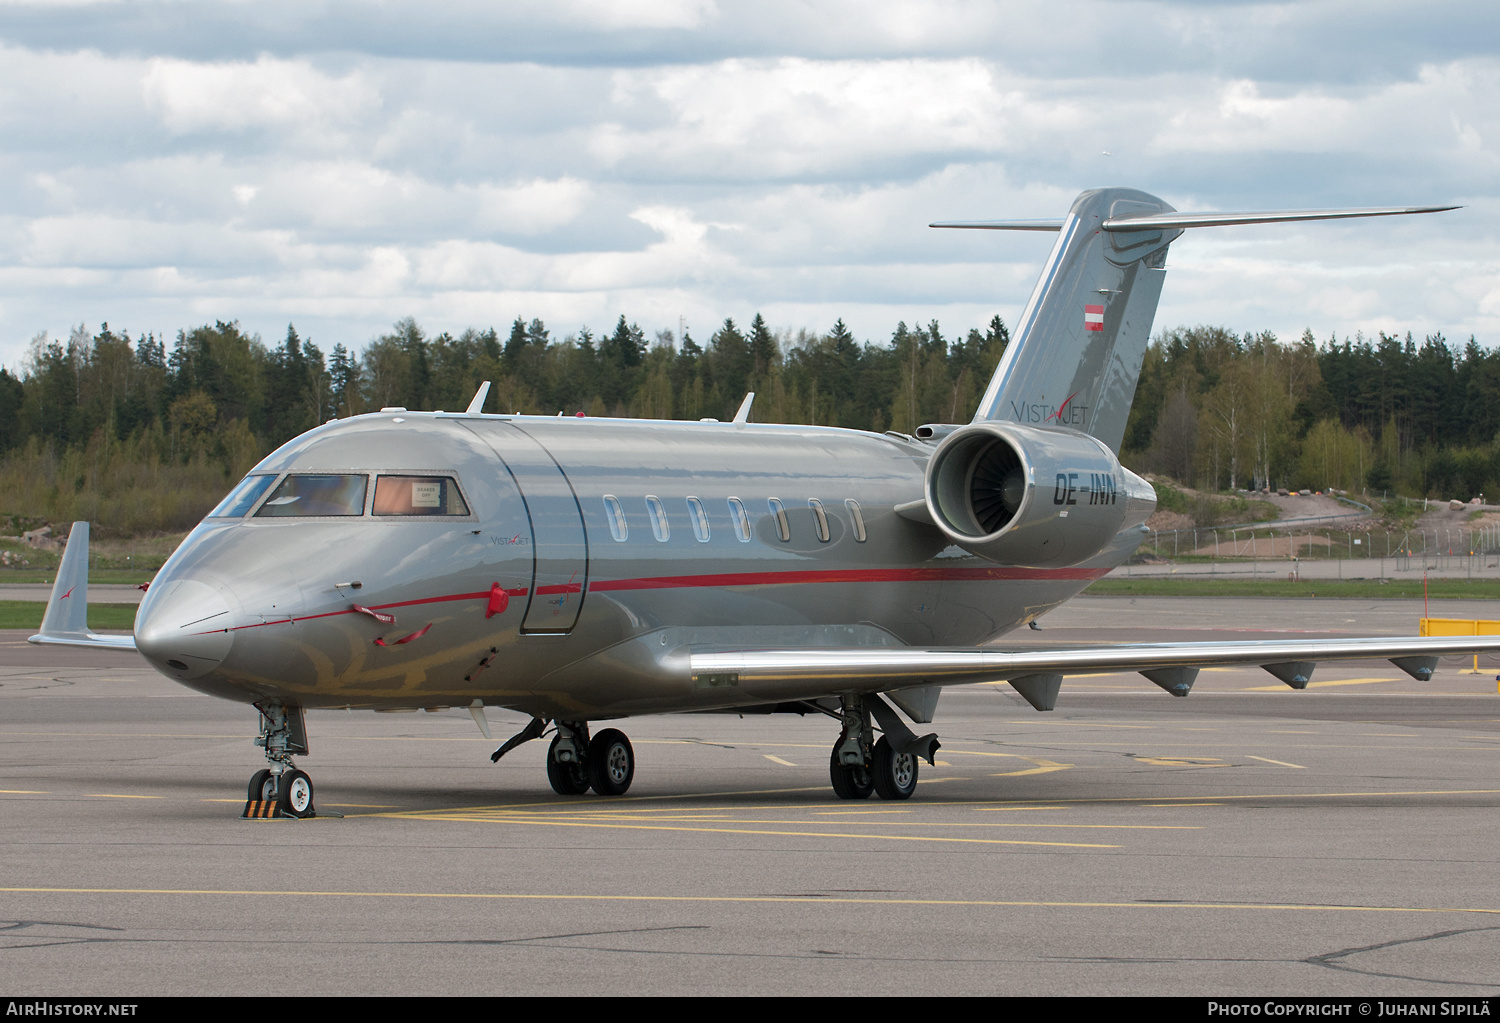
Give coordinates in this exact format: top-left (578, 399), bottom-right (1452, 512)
top-left (4, 887), bottom-right (1499, 918)
top-left (369, 815), bottom-right (1120, 848)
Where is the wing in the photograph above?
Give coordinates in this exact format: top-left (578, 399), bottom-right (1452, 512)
top-left (27, 521), bottom-right (138, 651)
top-left (689, 635), bottom-right (1500, 711)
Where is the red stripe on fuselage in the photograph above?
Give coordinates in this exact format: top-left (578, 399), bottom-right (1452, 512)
top-left (589, 565), bottom-right (1106, 591)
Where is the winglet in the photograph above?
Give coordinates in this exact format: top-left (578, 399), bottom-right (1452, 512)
top-left (37, 522), bottom-right (90, 641)
top-left (29, 521), bottom-right (136, 649)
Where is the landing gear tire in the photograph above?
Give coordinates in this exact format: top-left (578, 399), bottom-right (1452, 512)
top-left (587, 729), bottom-right (635, 796)
top-left (247, 769), bottom-right (272, 801)
top-left (277, 769), bottom-right (316, 818)
top-left (871, 736), bottom-right (918, 800)
top-left (546, 735), bottom-right (591, 796)
top-left (829, 748), bottom-right (874, 800)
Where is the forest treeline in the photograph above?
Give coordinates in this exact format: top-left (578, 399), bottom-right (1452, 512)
top-left (0, 314), bottom-right (1497, 535)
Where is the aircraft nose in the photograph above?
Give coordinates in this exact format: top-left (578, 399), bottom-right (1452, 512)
top-left (135, 578), bottom-right (236, 679)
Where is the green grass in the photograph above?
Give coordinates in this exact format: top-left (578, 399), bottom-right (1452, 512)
top-left (0, 601), bottom-right (138, 630)
top-left (1086, 578), bottom-right (1500, 600)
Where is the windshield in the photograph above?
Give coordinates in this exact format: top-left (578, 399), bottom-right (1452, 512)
top-left (255, 474), bottom-right (368, 517)
top-left (208, 475), bottom-right (278, 517)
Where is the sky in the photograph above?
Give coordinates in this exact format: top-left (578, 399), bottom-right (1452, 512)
top-left (0, 0), bottom-right (1496, 369)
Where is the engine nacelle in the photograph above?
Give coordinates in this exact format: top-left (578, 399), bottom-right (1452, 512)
top-left (924, 422), bottom-right (1145, 568)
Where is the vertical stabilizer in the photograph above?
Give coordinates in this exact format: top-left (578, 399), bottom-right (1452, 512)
top-left (969, 188), bottom-right (1179, 453)
top-left (936, 189), bottom-right (1456, 453)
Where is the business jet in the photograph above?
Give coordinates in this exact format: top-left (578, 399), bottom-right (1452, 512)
top-left (33, 186), bottom-right (1495, 818)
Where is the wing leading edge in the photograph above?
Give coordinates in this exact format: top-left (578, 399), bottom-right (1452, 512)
top-left (690, 635), bottom-right (1500, 710)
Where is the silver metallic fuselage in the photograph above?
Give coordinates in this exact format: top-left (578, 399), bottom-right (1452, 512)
top-left (134, 412), bottom-right (1154, 719)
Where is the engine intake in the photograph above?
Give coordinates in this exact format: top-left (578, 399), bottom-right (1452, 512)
top-left (925, 422), bottom-right (1135, 568)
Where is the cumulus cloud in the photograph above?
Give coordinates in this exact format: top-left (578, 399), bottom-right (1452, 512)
top-left (141, 55), bottom-right (379, 139)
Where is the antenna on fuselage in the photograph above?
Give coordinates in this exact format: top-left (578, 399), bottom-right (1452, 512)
top-left (733, 392), bottom-right (755, 424)
top-left (466, 381), bottom-right (492, 416)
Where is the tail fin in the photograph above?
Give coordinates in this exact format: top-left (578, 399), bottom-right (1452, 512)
top-left (30, 521), bottom-right (136, 649)
top-left (934, 189), bottom-right (1457, 453)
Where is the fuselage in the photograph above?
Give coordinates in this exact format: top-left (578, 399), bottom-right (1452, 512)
top-left (133, 411), bottom-right (1153, 719)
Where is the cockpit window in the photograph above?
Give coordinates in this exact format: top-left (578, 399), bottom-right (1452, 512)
top-left (209, 474), bottom-right (278, 517)
top-left (255, 474), bottom-right (368, 517)
top-left (373, 475), bottom-right (470, 516)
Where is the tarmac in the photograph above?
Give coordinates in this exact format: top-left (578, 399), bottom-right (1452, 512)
top-left (2, 595), bottom-right (1499, 996)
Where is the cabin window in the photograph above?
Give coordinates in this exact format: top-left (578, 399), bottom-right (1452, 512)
top-left (727, 497), bottom-right (751, 542)
top-left (210, 474), bottom-right (278, 517)
top-left (768, 498), bottom-right (790, 542)
top-left (256, 474), bottom-right (368, 517)
top-left (687, 497), bottom-right (710, 542)
top-left (372, 475), bottom-right (470, 516)
top-left (845, 499), bottom-right (867, 542)
top-left (808, 499), bottom-right (830, 542)
top-left (603, 495), bottom-right (628, 542)
top-left (646, 495), bottom-right (670, 542)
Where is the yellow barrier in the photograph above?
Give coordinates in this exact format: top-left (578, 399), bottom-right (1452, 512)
top-left (1419, 618), bottom-right (1500, 684)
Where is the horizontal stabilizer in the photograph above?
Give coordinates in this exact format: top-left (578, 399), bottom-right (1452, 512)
top-left (931, 206), bottom-right (1458, 234)
top-left (1101, 205), bottom-right (1459, 231)
top-left (930, 219), bottom-right (1065, 232)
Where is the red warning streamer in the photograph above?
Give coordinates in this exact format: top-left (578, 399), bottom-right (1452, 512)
top-left (352, 604), bottom-right (397, 625)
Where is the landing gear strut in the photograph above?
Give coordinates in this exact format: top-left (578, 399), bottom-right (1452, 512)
top-left (243, 701), bottom-right (318, 819)
top-left (829, 695), bottom-right (874, 799)
top-left (546, 721), bottom-right (591, 795)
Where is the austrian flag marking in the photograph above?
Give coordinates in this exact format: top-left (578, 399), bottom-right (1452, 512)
top-left (1084, 305), bottom-right (1104, 332)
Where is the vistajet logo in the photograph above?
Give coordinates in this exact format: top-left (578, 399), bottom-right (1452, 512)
top-left (1010, 393), bottom-right (1088, 427)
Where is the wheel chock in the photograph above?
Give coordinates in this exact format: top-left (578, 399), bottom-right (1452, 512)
top-left (242, 798), bottom-right (284, 819)
top-left (240, 799), bottom-right (343, 820)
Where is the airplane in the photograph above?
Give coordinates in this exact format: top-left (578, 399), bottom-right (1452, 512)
top-left (32, 186), bottom-right (1500, 819)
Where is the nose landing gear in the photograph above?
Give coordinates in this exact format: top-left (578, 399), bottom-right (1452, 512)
top-left (242, 702), bottom-right (324, 819)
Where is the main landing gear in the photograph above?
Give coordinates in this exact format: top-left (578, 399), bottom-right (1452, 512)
top-left (243, 702), bottom-right (320, 819)
top-left (492, 718), bottom-right (636, 797)
top-left (828, 694), bottom-right (939, 801)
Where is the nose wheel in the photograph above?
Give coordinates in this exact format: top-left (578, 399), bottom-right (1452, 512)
top-left (243, 767), bottom-right (317, 818)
